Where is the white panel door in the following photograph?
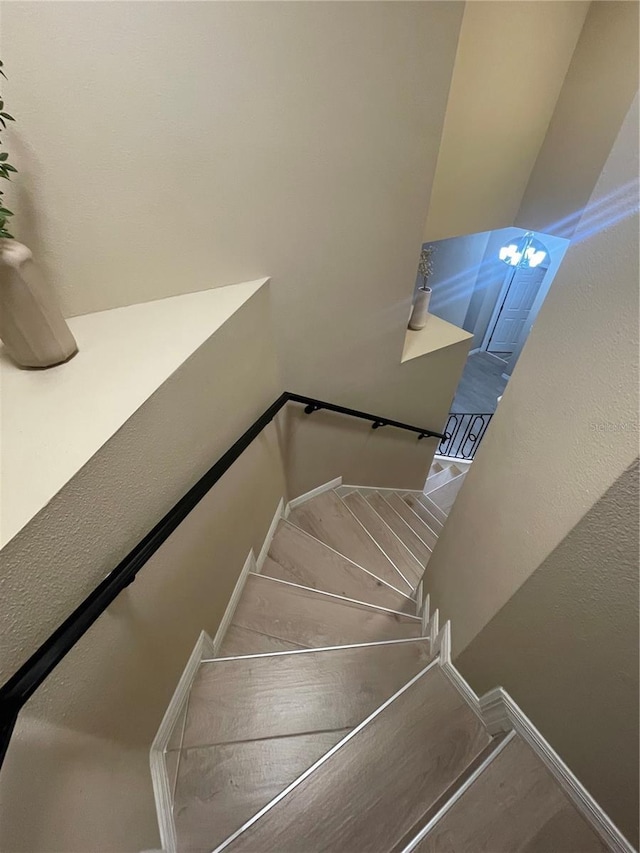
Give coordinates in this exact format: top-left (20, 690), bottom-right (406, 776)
top-left (487, 265), bottom-right (548, 354)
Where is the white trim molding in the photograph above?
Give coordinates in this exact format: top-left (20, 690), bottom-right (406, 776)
top-left (433, 453), bottom-right (473, 472)
top-left (420, 592), bottom-right (430, 635)
top-left (149, 629), bottom-right (214, 853)
top-left (286, 477), bottom-right (342, 511)
top-left (213, 550), bottom-right (257, 653)
top-left (256, 498), bottom-right (285, 571)
top-left (478, 688), bottom-right (637, 853)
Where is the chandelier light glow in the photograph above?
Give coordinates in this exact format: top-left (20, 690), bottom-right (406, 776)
top-left (499, 232), bottom-right (548, 268)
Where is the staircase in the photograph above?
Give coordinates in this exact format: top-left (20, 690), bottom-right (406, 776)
top-left (151, 458), bottom-right (632, 853)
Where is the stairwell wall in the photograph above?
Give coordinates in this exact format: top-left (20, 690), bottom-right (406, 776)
top-left (516, 0), bottom-right (639, 239)
top-left (457, 461), bottom-right (640, 846)
top-left (0, 285), bottom-right (288, 851)
top-left (424, 95), bottom-right (639, 843)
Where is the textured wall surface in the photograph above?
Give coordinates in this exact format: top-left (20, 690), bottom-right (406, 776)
top-left (0, 286), bottom-right (287, 849)
top-left (517, 1), bottom-right (639, 237)
top-left (425, 94), bottom-right (639, 655)
top-left (457, 461), bottom-right (640, 846)
top-left (423, 0), bottom-right (589, 241)
top-left (2, 1), bottom-right (463, 411)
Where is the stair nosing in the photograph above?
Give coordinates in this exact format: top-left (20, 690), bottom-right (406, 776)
top-left (201, 635), bottom-right (432, 664)
top-left (418, 493), bottom-right (447, 523)
top-left (397, 731), bottom-right (517, 853)
top-left (210, 657), bottom-right (441, 853)
top-left (334, 489), bottom-right (418, 591)
top-left (385, 493), bottom-right (439, 548)
top-left (369, 492), bottom-right (434, 553)
top-left (245, 572), bottom-right (422, 621)
top-left (402, 494), bottom-right (440, 539)
top-left (345, 491), bottom-right (427, 578)
top-left (274, 518), bottom-right (416, 601)
top-left (425, 469), bottom-right (467, 498)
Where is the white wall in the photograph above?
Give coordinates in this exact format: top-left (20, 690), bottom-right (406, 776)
top-left (422, 230), bottom-right (491, 328)
top-left (423, 1), bottom-right (589, 242)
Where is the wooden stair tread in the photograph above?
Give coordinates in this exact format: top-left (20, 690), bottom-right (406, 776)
top-left (228, 573), bottom-right (420, 651)
top-left (173, 730), bottom-right (349, 853)
top-left (426, 472), bottom-right (467, 515)
top-left (424, 464), bottom-right (463, 493)
top-left (216, 665), bottom-right (491, 852)
top-left (265, 521), bottom-right (414, 614)
top-left (365, 492), bottom-right (431, 564)
top-left (288, 490), bottom-right (412, 593)
top-left (342, 491), bottom-right (423, 588)
top-left (183, 638), bottom-right (434, 748)
top-left (411, 735), bottom-right (609, 852)
top-left (385, 492), bottom-right (438, 550)
top-left (218, 624), bottom-right (307, 658)
top-left (417, 492), bottom-right (447, 525)
top-left (403, 493), bottom-right (443, 534)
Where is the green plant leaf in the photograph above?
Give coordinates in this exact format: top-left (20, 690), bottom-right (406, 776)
top-left (3, 164), bottom-right (17, 172)
top-left (0, 207), bottom-right (13, 216)
top-left (0, 153), bottom-right (7, 161)
top-left (0, 112), bottom-right (15, 121)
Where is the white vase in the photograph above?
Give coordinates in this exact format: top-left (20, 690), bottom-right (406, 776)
top-left (408, 286), bottom-right (432, 331)
top-left (0, 240), bottom-right (78, 369)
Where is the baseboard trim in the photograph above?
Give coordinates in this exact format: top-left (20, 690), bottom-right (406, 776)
top-left (478, 688), bottom-right (636, 853)
top-left (150, 629), bottom-right (214, 853)
top-left (435, 621), bottom-right (485, 725)
top-left (213, 550), bottom-right (257, 654)
top-left (287, 477), bottom-right (342, 511)
top-left (256, 498), bottom-right (285, 572)
top-left (433, 454), bottom-right (472, 471)
top-left (428, 608), bottom-right (439, 648)
top-left (420, 593), bottom-right (429, 635)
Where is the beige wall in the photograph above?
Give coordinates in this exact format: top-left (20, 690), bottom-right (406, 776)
top-left (1, 719), bottom-right (158, 852)
top-left (0, 6), bottom-right (474, 845)
top-left (2, 1), bottom-right (463, 413)
top-left (516, 1), bottom-right (639, 238)
top-left (457, 461), bottom-right (640, 846)
top-left (425, 92), bottom-right (639, 653)
top-left (0, 287), bottom-right (287, 850)
top-left (280, 331), bottom-right (472, 500)
top-left (424, 92), bottom-right (639, 838)
top-left (423, 1), bottom-right (589, 242)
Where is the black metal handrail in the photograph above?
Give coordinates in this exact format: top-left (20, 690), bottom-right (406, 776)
top-left (0, 391), bottom-right (444, 767)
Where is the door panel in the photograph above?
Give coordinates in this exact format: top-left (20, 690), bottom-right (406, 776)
top-left (488, 265), bottom-right (547, 354)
